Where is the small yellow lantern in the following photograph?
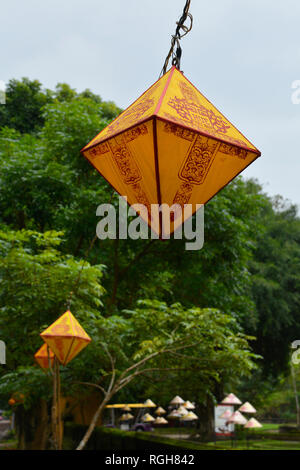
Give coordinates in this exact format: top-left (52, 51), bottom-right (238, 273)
top-left (34, 343), bottom-right (55, 370)
top-left (40, 310), bottom-right (91, 366)
top-left (81, 66), bottom-right (260, 237)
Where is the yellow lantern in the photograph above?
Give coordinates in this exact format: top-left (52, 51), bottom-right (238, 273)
top-left (81, 66), bottom-right (260, 237)
top-left (34, 343), bottom-right (55, 370)
top-left (40, 310), bottom-right (91, 366)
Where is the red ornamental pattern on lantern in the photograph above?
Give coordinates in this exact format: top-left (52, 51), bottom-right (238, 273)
top-left (81, 66), bottom-right (261, 238)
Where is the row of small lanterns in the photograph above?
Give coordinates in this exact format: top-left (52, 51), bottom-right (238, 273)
top-left (119, 396), bottom-right (198, 426)
top-left (220, 393), bottom-right (262, 430)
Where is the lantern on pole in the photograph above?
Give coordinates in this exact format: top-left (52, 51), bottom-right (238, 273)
top-left (39, 310), bottom-right (91, 450)
top-left (34, 343), bottom-right (55, 370)
top-left (244, 417), bottom-right (262, 449)
top-left (40, 310), bottom-right (91, 366)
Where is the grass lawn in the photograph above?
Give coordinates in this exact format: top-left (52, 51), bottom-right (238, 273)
top-left (205, 439), bottom-right (300, 450)
top-left (153, 423), bottom-right (300, 450)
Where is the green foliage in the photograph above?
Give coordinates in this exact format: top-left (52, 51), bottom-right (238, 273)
top-left (0, 78), bottom-right (53, 133)
top-left (0, 228), bottom-right (105, 373)
top-left (249, 194), bottom-right (300, 376)
top-left (0, 367), bottom-right (52, 409)
top-left (0, 78), bottom-right (122, 135)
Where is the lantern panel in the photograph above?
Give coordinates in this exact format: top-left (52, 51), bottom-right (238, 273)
top-left (64, 337), bottom-right (91, 364)
top-left (156, 118), bottom-right (258, 237)
top-left (157, 67), bottom-right (258, 152)
top-left (81, 66), bottom-right (261, 237)
top-left (85, 69), bottom-right (172, 148)
top-left (42, 336), bottom-right (75, 365)
top-left (34, 343), bottom-right (55, 370)
top-left (84, 120), bottom-right (159, 232)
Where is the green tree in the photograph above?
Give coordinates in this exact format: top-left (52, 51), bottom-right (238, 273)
top-left (249, 193), bottom-right (300, 377)
top-left (0, 227), bottom-right (106, 448)
top-left (71, 300), bottom-right (258, 449)
top-left (0, 78), bottom-right (53, 133)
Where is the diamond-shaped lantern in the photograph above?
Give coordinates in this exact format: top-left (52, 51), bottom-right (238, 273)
top-left (81, 66), bottom-right (261, 237)
top-left (40, 310), bottom-right (91, 366)
top-left (34, 343), bottom-right (55, 370)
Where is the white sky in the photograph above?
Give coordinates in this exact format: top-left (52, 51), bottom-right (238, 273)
top-left (1, 0), bottom-right (300, 207)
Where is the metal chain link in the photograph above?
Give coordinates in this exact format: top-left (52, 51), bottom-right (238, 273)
top-left (160, 0), bottom-right (193, 77)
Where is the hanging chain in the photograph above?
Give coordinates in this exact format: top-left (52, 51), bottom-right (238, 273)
top-left (160, 0), bottom-right (193, 77)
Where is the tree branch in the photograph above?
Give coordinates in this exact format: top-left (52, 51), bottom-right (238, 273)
top-left (75, 381), bottom-right (106, 396)
top-left (118, 240), bottom-right (156, 281)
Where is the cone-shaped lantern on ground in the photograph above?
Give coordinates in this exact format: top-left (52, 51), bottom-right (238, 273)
top-left (221, 393), bottom-right (242, 405)
top-left (120, 413), bottom-right (134, 421)
top-left (183, 400), bottom-right (195, 410)
top-left (155, 406), bottom-right (166, 415)
top-left (170, 395), bottom-right (185, 405)
top-left (122, 405), bottom-right (132, 412)
top-left (40, 310), bottom-right (91, 366)
top-left (244, 418), bottom-right (262, 429)
top-left (141, 413), bottom-right (155, 422)
top-left (144, 399), bottom-right (156, 407)
top-left (81, 66), bottom-right (260, 238)
top-left (34, 343), bottom-right (55, 370)
top-left (154, 416), bottom-right (168, 425)
top-left (226, 411), bottom-right (247, 425)
top-left (181, 411), bottom-right (199, 421)
top-left (177, 405), bottom-right (189, 416)
top-left (167, 409), bottom-right (182, 419)
top-left (238, 402), bottom-right (256, 414)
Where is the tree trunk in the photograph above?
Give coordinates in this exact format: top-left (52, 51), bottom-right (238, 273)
top-left (30, 400), bottom-right (50, 450)
top-left (196, 395), bottom-right (214, 441)
top-left (14, 400), bottom-right (51, 450)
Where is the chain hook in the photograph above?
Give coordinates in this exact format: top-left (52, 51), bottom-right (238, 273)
top-left (160, 0), bottom-right (193, 77)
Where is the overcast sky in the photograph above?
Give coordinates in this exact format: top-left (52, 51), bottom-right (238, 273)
top-left (1, 0), bottom-right (300, 207)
